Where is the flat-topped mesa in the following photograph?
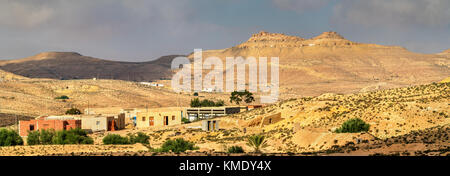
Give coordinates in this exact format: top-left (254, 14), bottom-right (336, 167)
top-left (236, 31), bottom-right (305, 49)
top-left (235, 30), bottom-right (357, 49)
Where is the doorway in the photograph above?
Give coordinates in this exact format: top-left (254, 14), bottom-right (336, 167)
top-left (164, 116), bottom-right (169, 126)
top-left (149, 117), bottom-right (154, 126)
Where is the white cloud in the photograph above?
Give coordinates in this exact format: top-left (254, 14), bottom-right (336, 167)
top-left (272, 0), bottom-right (332, 13)
top-left (0, 1), bottom-right (55, 27)
top-left (332, 0), bottom-right (450, 29)
top-left (0, 0), bottom-right (229, 60)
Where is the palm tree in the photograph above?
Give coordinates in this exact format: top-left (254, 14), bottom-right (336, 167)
top-left (246, 135), bottom-right (268, 153)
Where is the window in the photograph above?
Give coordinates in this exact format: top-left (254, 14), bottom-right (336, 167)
top-left (142, 117), bottom-right (146, 121)
top-left (29, 124), bottom-right (35, 131)
top-left (96, 121), bottom-right (100, 125)
top-left (172, 116), bottom-right (175, 120)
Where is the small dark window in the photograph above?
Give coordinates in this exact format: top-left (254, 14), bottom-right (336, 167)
top-left (29, 124), bottom-right (35, 131)
top-left (172, 116), bottom-right (175, 120)
top-left (142, 117), bottom-right (146, 121)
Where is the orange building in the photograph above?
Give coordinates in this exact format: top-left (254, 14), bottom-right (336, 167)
top-left (19, 117), bottom-right (81, 136)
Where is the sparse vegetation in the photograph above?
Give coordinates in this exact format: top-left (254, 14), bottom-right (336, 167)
top-left (335, 118), bottom-right (370, 133)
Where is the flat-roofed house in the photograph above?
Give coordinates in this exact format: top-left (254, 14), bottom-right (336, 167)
top-left (79, 113), bottom-right (125, 132)
top-left (136, 107), bottom-right (183, 128)
top-left (186, 106), bottom-right (241, 121)
top-left (120, 108), bottom-right (141, 126)
top-left (19, 116), bottom-right (81, 137)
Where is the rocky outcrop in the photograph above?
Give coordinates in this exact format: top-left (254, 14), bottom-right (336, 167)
top-left (236, 31), bottom-right (355, 49)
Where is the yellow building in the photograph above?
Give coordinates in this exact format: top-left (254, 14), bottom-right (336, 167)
top-left (136, 107), bottom-right (184, 128)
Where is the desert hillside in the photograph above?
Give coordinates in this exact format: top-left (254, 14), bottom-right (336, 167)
top-left (0, 69), bottom-right (28, 81)
top-left (1, 81), bottom-right (447, 156)
top-left (140, 81), bottom-right (449, 154)
top-left (0, 75), bottom-right (227, 117)
top-left (0, 52), bottom-right (183, 81)
top-left (188, 31), bottom-right (450, 98)
top-left (439, 49), bottom-right (450, 58)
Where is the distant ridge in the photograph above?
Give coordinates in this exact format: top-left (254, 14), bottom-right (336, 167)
top-left (0, 52), bottom-right (184, 81)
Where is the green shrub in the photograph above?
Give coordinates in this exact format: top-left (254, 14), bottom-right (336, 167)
top-left (27, 129), bottom-right (56, 145)
top-left (65, 108), bottom-right (81, 115)
top-left (103, 134), bottom-right (130, 145)
top-left (55, 95), bottom-right (69, 100)
top-left (51, 128), bottom-right (93, 145)
top-left (27, 131), bottom-right (40, 145)
top-left (64, 128), bottom-right (93, 144)
top-left (129, 132), bottom-right (150, 144)
top-left (40, 129), bottom-right (55, 145)
top-left (335, 118), bottom-right (370, 133)
top-left (0, 129), bottom-right (23, 146)
top-left (227, 146), bottom-right (244, 153)
top-left (181, 118), bottom-right (190, 124)
top-left (157, 138), bottom-right (198, 153)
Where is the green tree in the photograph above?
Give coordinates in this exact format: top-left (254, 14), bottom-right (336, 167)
top-left (247, 135), bottom-right (267, 153)
top-left (230, 90), bottom-right (255, 105)
top-left (65, 108), bottom-right (82, 115)
top-left (335, 118), bottom-right (370, 133)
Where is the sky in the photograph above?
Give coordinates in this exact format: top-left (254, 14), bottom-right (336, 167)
top-left (0, 0), bottom-right (449, 61)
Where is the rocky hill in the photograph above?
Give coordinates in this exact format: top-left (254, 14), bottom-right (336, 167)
top-left (0, 52), bottom-right (183, 81)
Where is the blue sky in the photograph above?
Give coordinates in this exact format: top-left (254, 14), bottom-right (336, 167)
top-left (0, 0), bottom-right (449, 61)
